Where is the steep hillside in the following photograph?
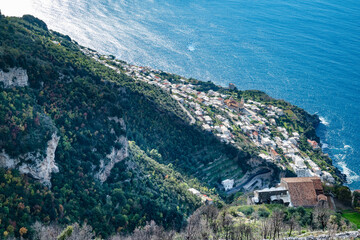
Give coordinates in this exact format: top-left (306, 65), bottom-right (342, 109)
top-left (0, 14), bottom-right (251, 238)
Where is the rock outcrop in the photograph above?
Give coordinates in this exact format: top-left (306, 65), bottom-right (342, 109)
top-left (97, 136), bottom-right (129, 182)
top-left (0, 68), bottom-right (29, 88)
top-left (0, 150), bottom-right (19, 168)
top-left (0, 133), bottom-right (60, 187)
top-left (19, 133), bottom-right (60, 186)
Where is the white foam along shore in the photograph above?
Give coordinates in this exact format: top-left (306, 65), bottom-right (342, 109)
top-left (319, 116), bottom-right (330, 126)
top-left (338, 161), bottom-right (359, 184)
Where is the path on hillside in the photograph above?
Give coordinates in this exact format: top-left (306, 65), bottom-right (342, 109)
top-left (177, 101), bottom-right (196, 125)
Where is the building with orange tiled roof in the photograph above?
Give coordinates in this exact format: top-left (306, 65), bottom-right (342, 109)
top-left (224, 97), bottom-right (244, 111)
top-left (279, 177), bottom-right (325, 207)
top-left (270, 148), bottom-right (281, 161)
top-left (307, 139), bottom-right (320, 149)
top-left (253, 177), bottom-right (327, 207)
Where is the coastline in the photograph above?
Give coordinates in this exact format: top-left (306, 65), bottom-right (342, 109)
top-left (80, 46), bottom-right (348, 189)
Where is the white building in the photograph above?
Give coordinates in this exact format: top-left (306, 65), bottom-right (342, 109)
top-left (202, 124), bottom-right (212, 131)
top-left (188, 188), bottom-right (200, 195)
top-left (220, 125), bottom-right (231, 136)
top-left (222, 179), bottom-right (235, 191)
top-left (203, 116), bottom-right (213, 124)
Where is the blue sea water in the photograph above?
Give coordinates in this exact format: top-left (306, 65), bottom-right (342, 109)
top-left (1, 0), bottom-right (360, 188)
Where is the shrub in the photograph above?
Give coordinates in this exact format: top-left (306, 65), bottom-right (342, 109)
top-left (258, 208), bottom-right (270, 218)
top-left (238, 206), bottom-right (254, 216)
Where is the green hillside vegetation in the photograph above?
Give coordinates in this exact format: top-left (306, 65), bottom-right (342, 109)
top-left (342, 210), bottom-right (360, 229)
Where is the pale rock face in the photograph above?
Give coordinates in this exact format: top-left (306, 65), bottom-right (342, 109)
top-left (0, 68), bottom-right (29, 88)
top-left (97, 136), bottom-right (129, 182)
top-left (19, 133), bottom-right (60, 186)
top-left (0, 133), bottom-right (60, 187)
top-left (0, 150), bottom-right (19, 168)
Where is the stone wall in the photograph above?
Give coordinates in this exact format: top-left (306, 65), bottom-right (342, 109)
top-left (284, 230), bottom-right (360, 240)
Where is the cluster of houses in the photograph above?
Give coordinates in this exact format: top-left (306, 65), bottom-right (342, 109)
top-left (82, 49), bottom-right (337, 190)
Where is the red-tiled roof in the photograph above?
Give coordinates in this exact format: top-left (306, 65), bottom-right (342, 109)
top-left (224, 99), bottom-right (240, 109)
top-left (307, 139), bottom-right (319, 147)
top-left (270, 149), bottom-right (278, 156)
top-left (311, 178), bottom-right (323, 191)
top-left (281, 177), bottom-right (323, 207)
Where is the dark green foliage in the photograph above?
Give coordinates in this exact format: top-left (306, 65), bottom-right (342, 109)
top-left (258, 207), bottom-right (270, 218)
top-left (353, 191), bottom-right (360, 208)
top-left (238, 206), bottom-right (254, 216)
top-left (0, 89), bottom-right (56, 156)
top-left (324, 185), bottom-right (352, 206)
top-left (22, 15), bottom-right (48, 31)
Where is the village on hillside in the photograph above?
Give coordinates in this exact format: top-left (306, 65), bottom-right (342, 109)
top-left (81, 49), bottom-right (338, 199)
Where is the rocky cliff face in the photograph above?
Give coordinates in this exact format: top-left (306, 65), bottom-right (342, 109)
top-left (96, 135), bottom-right (129, 182)
top-left (0, 68), bottom-right (29, 88)
top-left (0, 133), bottom-right (60, 187)
top-left (95, 116), bottom-right (129, 182)
top-left (0, 150), bottom-right (19, 168)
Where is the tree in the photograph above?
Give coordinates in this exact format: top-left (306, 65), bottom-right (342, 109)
top-left (56, 223), bottom-right (95, 240)
top-left (336, 186), bottom-right (352, 205)
top-left (353, 191), bottom-right (360, 208)
top-left (202, 205), bottom-right (219, 230)
top-left (313, 204), bottom-right (331, 230)
top-left (231, 222), bottom-right (253, 240)
top-left (287, 214), bottom-right (299, 237)
top-left (67, 223), bottom-right (95, 240)
top-left (19, 227), bottom-right (28, 237)
top-left (327, 215), bottom-right (338, 238)
top-left (32, 221), bottom-right (62, 240)
top-left (260, 219), bottom-right (272, 240)
top-left (57, 225), bottom-right (73, 240)
top-left (122, 221), bottom-right (175, 240)
top-left (184, 208), bottom-right (202, 240)
top-left (219, 211), bottom-right (234, 240)
top-left (270, 209), bottom-right (284, 239)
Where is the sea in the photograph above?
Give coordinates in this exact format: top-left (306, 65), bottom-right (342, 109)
top-left (1, 0), bottom-right (359, 189)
